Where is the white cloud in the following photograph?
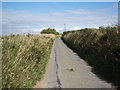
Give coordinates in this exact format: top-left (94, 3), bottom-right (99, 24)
top-left (33, 27), bottom-right (48, 32)
top-left (113, 3), bottom-right (118, 8)
top-left (2, 7), bottom-right (118, 35)
top-left (66, 9), bottom-right (90, 15)
top-left (71, 26), bottom-right (81, 30)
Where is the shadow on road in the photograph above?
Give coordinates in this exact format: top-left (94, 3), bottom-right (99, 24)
top-left (60, 37), bottom-right (115, 88)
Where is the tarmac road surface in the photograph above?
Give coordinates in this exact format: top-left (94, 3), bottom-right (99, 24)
top-left (34, 38), bottom-right (112, 88)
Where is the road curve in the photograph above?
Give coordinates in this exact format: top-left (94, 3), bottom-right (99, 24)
top-left (34, 38), bottom-right (112, 88)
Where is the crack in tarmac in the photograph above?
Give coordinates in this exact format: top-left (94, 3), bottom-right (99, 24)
top-left (54, 48), bottom-right (62, 88)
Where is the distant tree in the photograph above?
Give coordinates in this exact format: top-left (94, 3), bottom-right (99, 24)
top-left (41, 28), bottom-right (59, 35)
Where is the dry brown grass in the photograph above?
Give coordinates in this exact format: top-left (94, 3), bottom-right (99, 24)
top-left (2, 34), bottom-right (57, 88)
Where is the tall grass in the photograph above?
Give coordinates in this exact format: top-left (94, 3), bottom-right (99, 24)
top-left (62, 26), bottom-right (120, 89)
top-left (2, 34), bottom-right (56, 88)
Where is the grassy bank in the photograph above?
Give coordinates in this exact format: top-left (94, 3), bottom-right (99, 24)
top-left (62, 26), bottom-right (120, 89)
top-left (2, 34), bottom-right (56, 88)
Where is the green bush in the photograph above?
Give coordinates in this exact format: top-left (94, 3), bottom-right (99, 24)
top-left (62, 26), bottom-right (120, 89)
top-left (41, 28), bottom-right (59, 35)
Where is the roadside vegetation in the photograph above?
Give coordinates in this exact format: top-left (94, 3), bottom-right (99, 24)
top-left (62, 25), bottom-right (120, 89)
top-left (41, 28), bottom-right (59, 35)
top-left (2, 34), bottom-right (57, 88)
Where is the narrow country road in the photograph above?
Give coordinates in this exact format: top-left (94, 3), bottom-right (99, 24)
top-left (34, 38), bottom-right (112, 88)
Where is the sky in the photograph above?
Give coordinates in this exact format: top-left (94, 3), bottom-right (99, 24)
top-left (2, 2), bottom-right (118, 35)
top-left (2, 0), bottom-right (120, 2)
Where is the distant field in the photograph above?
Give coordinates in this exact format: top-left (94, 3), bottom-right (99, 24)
top-left (62, 26), bottom-right (120, 89)
top-left (2, 34), bottom-right (57, 88)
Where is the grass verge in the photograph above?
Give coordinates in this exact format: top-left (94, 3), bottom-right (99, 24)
top-left (2, 34), bottom-right (57, 88)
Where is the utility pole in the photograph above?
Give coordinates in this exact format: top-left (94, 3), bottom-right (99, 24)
top-left (64, 24), bottom-right (66, 31)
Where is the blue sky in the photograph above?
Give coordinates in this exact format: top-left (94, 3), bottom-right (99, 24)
top-left (2, 0), bottom-right (120, 2)
top-left (2, 2), bottom-right (118, 35)
top-left (3, 2), bottom-right (117, 12)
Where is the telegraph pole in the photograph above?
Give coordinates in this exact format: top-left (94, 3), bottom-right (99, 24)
top-left (64, 24), bottom-right (66, 31)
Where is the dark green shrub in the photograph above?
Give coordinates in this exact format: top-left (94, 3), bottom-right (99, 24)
top-left (62, 26), bottom-right (120, 88)
top-left (41, 28), bottom-right (59, 35)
